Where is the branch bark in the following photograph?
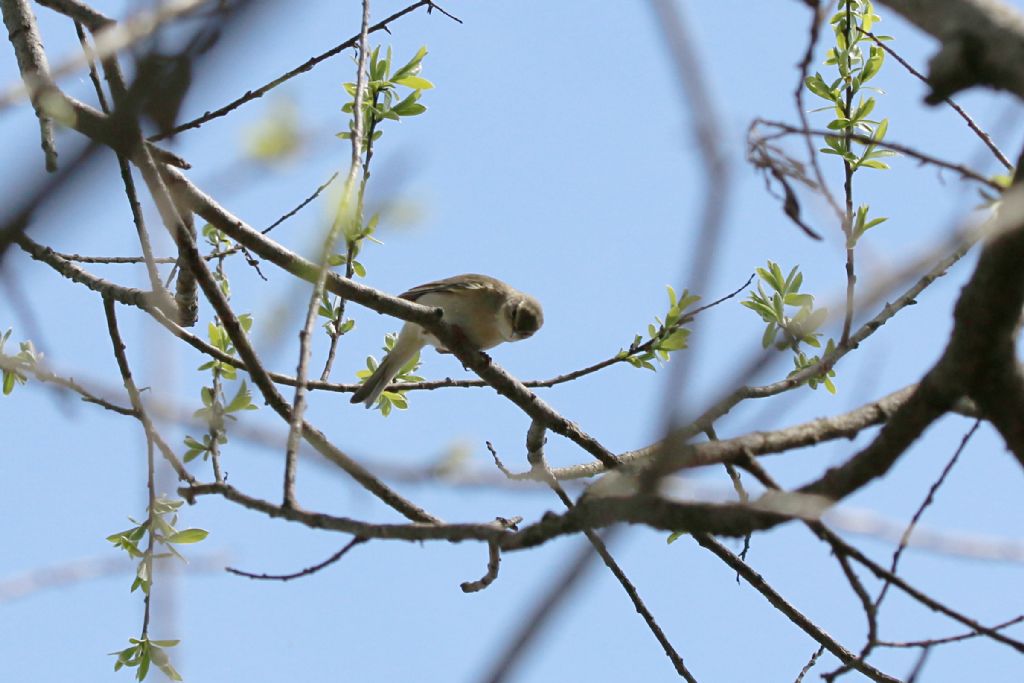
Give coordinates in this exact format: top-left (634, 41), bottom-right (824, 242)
top-left (878, 0), bottom-right (1024, 100)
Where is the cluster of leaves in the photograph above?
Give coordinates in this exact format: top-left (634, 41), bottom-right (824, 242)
top-left (106, 496), bottom-right (209, 591)
top-left (792, 338), bottom-right (838, 393)
top-left (338, 45), bottom-right (433, 146)
top-left (318, 290), bottom-right (358, 337)
top-left (0, 328), bottom-right (39, 395)
top-left (107, 497), bottom-right (208, 680)
top-left (201, 225), bottom-right (235, 297)
top-left (742, 262), bottom-right (836, 393)
top-left (356, 332), bottom-right (424, 416)
top-left (181, 227), bottom-right (259, 464)
top-left (111, 637), bottom-right (182, 682)
top-left (320, 46), bottom-right (433, 343)
top-left (805, 0), bottom-right (893, 247)
top-left (617, 286), bottom-right (700, 370)
top-left (184, 316), bottom-right (258, 464)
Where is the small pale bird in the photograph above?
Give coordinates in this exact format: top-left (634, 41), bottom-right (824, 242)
top-left (350, 274), bottom-right (544, 407)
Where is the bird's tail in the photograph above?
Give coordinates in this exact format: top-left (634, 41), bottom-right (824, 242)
top-left (350, 325), bottom-right (422, 408)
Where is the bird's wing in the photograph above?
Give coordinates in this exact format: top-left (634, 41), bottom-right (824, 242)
top-left (399, 274), bottom-right (500, 301)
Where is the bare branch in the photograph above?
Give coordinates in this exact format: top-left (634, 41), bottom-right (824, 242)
top-left (226, 537), bottom-right (367, 581)
top-left (877, 616), bottom-right (1024, 648)
top-left (694, 533), bottom-right (902, 683)
top-left (283, 0), bottom-right (372, 509)
top-left (755, 119), bottom-right (1002, 189)
top-left (1, 0), bottom-right (58, 170)
top-left (860, 28), bottom-right (1012, 169)
top-left (460, 538), bottom-right (501, 593)
top-left (876, 0), bottom-right (1024, 101)
top-left (148, 0), bottom-right (442, 140)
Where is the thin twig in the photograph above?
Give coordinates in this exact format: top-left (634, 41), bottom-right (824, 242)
top-left (283, 0), bottom-right (371, 508)
top-left (794, 645), bottom-right (825, 683)
top-left (840, 1), bottom-right (857, 346)
top-left (877, 616), bottom-right (1024, 649)
top-left (859, 29), bottom-right (1012, 170)
top-left (794, 1), bottom-right (844, 224)
top-left (48, 171), bottom-right (339, 267)
top-left (755, 119), bottom-right (1002, 189)
top-left (905, 647), bottom-right (930, 683)
top-left (878, 419), bottom-right (979, 608)
top-left (320, 88), bottom-right (379, 382)
top-left (523, 423), bottom-right (697, 681)
top-left (460, 539), bottom-right (501, 593)
top-left (226, 536), bottom-right (367, 581)
top-left (738, 457), bottom-right (880, 681)
top-left (693, 532), bottom-right (901, 683)
top-left (73, 17), bottom-right (174, 317)
top-left (264, 171), bottom-right (339, 235)
top-left (103, 297), bottom-right (162, 639)
top-left (102, 296), bottom-right (192, 482)
top-left (148, 0), bottom-right (440, 140)
top-left (824, 532), bottom-right (1024, 653)
top-left (0, 353), bottom-right (134, 415)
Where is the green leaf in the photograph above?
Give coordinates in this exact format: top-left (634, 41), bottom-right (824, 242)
top-left (393, 76), bottom-right (434, 90)
top-left (392, 96), bottom-right (426, 117)
top-left (860, 45), bottom-right (884, 83)
top-left (824, 134), bottom-right (845, 152)
top-left (150, 640), bottom-right (180, 648)
top-left (391, 46), bottom-right (428, 82)
top-left (852, 96), bottom-right (875, 121)
top-left (166, 528), bottom-right (208, 544)
top-left (370, 45), bottom-right (387, 81)
top-left (658, 329), bottom-right (690, 352)
top-left (225, 381), bottom-right (257, 413)
top-left (872, 117), bottom-right (889, 141)
top-left (804, 73), bottom-right (836, 101)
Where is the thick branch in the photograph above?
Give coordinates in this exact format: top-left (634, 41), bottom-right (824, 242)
top-left (878, 0), bottom-right (1024, 100)
top-left (180, 482), bottom-right (505, 542)
top-left (1, 0), bottom-right (58, 170)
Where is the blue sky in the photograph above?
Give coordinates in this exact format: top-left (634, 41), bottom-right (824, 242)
top-left (2, 1), bottom-right (1022, 681)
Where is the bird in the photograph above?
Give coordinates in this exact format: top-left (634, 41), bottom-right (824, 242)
top-left (350, 274), bottom-right (544, 407)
